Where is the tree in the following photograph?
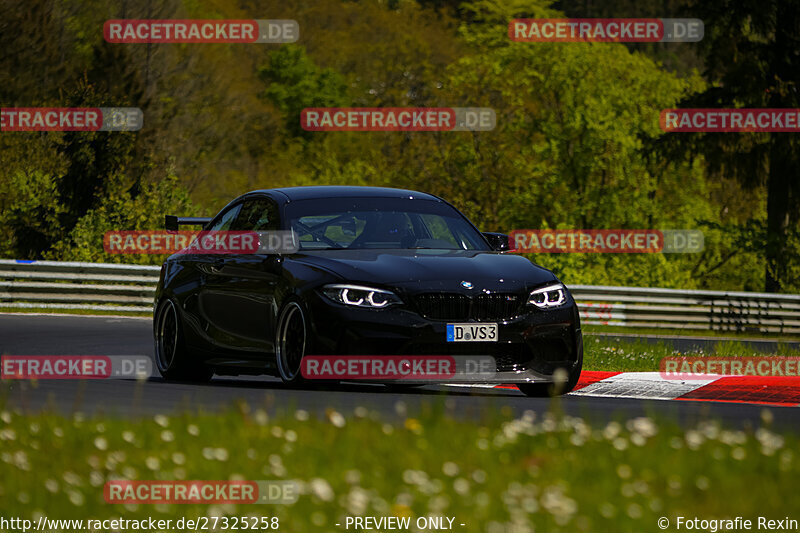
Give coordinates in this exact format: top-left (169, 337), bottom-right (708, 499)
top-left (258, 45), bottom-right (348, 138)
top-left (667, 0), bottom-right (800, 292)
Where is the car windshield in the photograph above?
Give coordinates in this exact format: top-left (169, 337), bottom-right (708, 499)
top-left (285, 197), bottom-right (491, 251)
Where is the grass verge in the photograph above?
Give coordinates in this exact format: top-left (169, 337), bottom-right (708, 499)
top-left (583, 324), bottom-right (800, 342)
top-left (584, 337), bottom-right (800, 372)
top-left (0, 307), bottom-right (151, 318)
top-left (0, 403), bottom-right (796, 532)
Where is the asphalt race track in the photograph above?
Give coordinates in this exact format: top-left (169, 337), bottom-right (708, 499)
top-left (1, 314), bottom-right (799, 429)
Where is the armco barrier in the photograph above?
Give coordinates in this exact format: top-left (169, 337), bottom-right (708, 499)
top-left (572, 285), bottom-right (800, 335)
top-left (1, 259), bottom-right (799, 335)
top-left (0, 259), bottom-right (160, 313)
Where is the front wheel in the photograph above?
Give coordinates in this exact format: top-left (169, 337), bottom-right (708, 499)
top-left (154, 299), bottom-right (213, 382)
top-left (517, 354), bottom-right (583, 398)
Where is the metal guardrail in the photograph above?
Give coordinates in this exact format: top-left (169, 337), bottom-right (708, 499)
top-left (572, 285), bottom-right (800, 335)
top-left (1, 259), bottom-right (799, 335)
top-left (0, 260), bottom-right (160, 313)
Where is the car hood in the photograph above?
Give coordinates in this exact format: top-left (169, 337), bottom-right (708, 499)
top-left (291, 249), bottom-right (558, 293)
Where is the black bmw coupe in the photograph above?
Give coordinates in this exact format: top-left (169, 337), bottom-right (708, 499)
top-left (154, 186), bottom-right (583, 396)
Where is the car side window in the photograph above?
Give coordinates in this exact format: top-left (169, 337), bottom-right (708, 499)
top-left (206, 203), bottom-right (243, 232)
top-left (234, 197), bottom-right (280, 231)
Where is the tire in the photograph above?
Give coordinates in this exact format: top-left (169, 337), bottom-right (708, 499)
top-left (517, 352), bottom-right (583, 398)
top-left (154, 299), bottom-right (214, 382)
top-left (275, 298), bottom-right (309, 385)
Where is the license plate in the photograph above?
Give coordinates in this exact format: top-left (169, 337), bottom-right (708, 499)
top-left (446, 323), bottom-right (498, 342)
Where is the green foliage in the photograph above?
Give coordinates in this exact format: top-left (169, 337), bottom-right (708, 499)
top-left (0, 0), bottom-right (793, 293)
top-left (259, 45), bottom-right (348, 137)
top-left (44, 174), bottom-right (196, 265)
top-left (0, 170), bottom-right (65, 259)
top-left (665, 0), bottom-right (800, 291)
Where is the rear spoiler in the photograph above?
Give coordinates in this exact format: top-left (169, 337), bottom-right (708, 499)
top-left (165, 215), bottom-right (212, 231)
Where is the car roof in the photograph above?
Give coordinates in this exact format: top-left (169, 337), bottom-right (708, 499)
top-left (248, 186), bottom-right (442, 202)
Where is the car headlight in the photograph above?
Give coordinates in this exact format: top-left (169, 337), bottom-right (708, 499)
top-left (322, 284), bottom-right (403, 308)
top-left (527, 283), bottom-right (567, 308)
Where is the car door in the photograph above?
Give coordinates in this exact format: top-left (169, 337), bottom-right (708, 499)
top-left (208, 195), bottom-right (283, 355)
top-left (194, 201), bottom-right (247, 351)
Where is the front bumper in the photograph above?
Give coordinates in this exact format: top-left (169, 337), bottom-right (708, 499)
top-left (305, 292), bottom-right (582, 384)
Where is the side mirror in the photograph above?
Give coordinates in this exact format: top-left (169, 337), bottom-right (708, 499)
top-left (482, 232), bottom-right (511, 252)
